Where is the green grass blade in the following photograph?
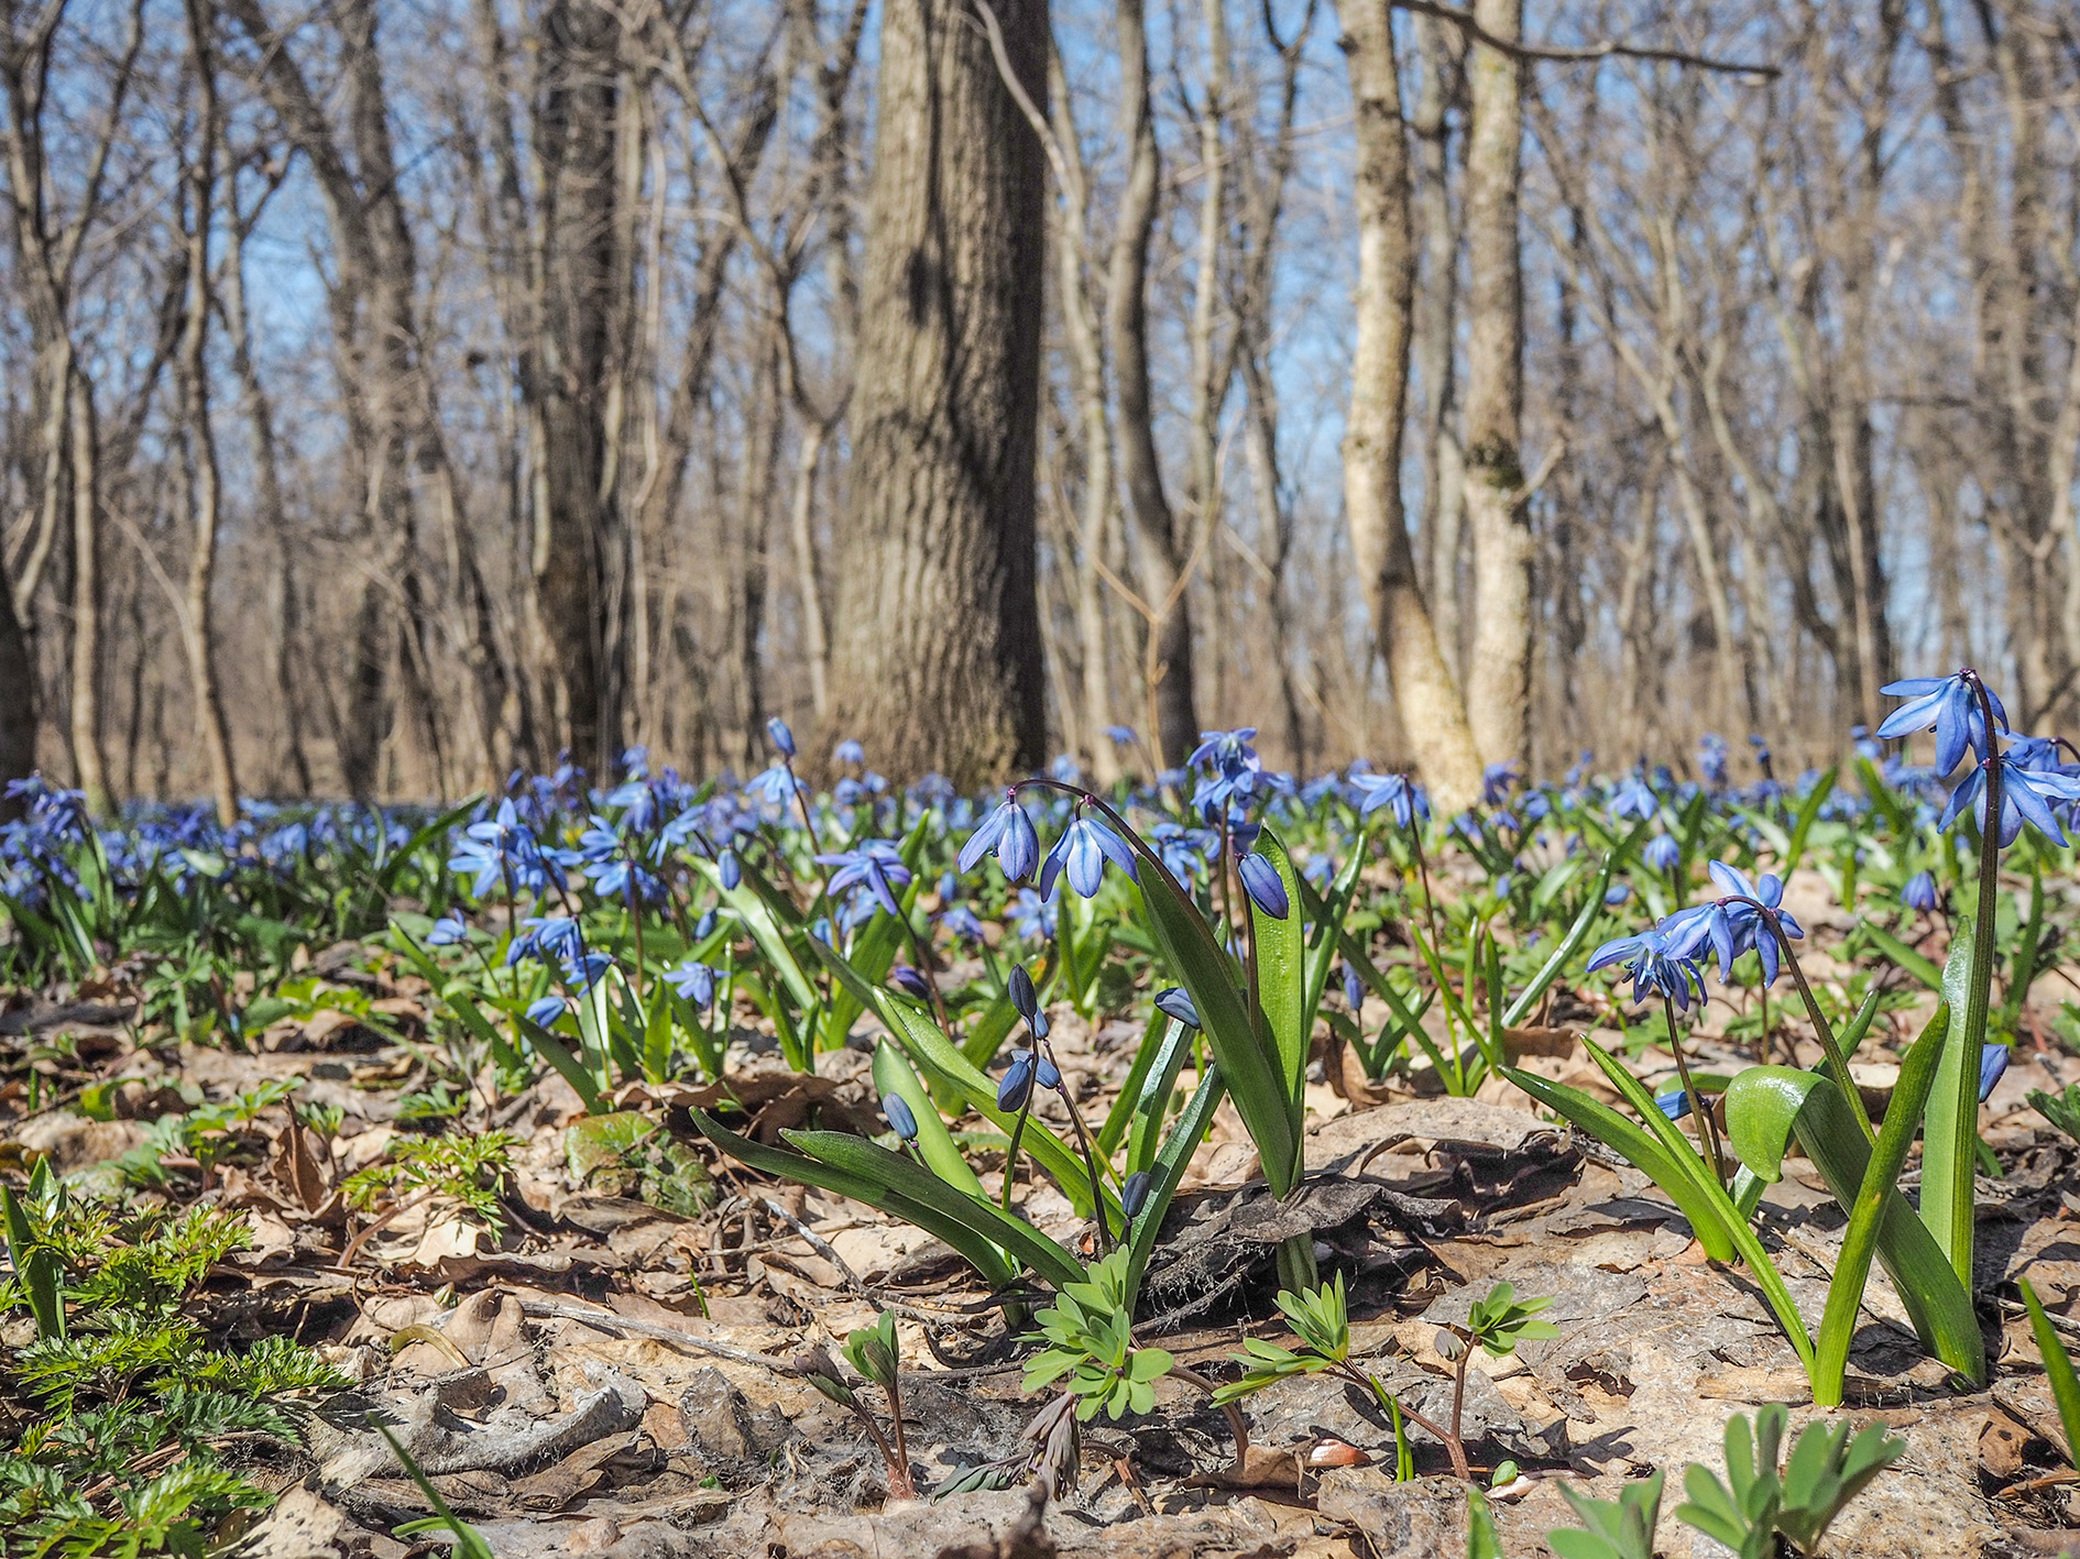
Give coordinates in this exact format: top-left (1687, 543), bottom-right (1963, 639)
top-left (2020, 1278), bottom-right (2080, 1468)
top-left (1250, 829), bottom-right (1308, 1114)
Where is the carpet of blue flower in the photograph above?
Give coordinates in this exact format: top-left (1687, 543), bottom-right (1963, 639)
top-left (4, 677), bottom-right (2080, 1555)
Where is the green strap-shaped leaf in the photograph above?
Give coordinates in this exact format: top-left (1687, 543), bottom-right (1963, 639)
top-left (871, 1041), bottom-right (989, 1201)
top-left (1123, 833), bottom-right (1300, 1197)
top-left (1723, 1061), bottom-right (1984, 1393)
top-left (1250, 830), bottom-right (1308, 1128)
top-left (695, 856), bottom-right (818, 1017)
top-left (2020, 1278), bottom-right (2080, 1468)
top-left (782, 1127), bottom-right (1084, 1288)
top-left (1122, 1016), bottom-right (1197, 1178)
top-left (1124, 1064), bottom-right (1226, 1306)
top-left (1302, 838), bottom-right (1369, 1037)
top-left (1502, 852), bottom-right (1616, 1027)
top-left (687, 1108), bottom-right (1026, 1290)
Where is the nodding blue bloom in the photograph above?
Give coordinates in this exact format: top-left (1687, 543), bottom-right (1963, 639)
top-left (1978, 1043), bottom-right (2009, 1102)
top-left (1706, 860), bottom-right (1802, 986)
top-left (1121, 1170), bottom-right (1152, 1220)
top-left (889, 964), bottom-right (933, 1002)
top-left (1699, 734), bottom-right (1729, 788)
top-left (448, 797), bottom-right (544, 899)
top-left (744, 763), bottom-right (807, 811)
top-left (1655, 1088), bottom-right (1692, 1121)
top-left (693, 909), bottom-right (718, 941)
top-left (1039, 811), bottom-right (1137, 900)
top-left (1342, 964), bottom-right (1365, 1012)
top-left (427, 913), bottom-right (468, 947)
top-left (766, 717), bottom-right (797, 758)
top-left (563, 950), bottom-right (613, 992)
top-left (1350, 771), bottom-right (1427, 829)
top-left (525, 994), bottom-right (569, 1028)
top-left (668, 960), bottom-right (719, 1009)
top-left (1154, 987), bottom-right (1200, 1028)
top-left (998, 1051), bottom-right (1036, 1112)
top-left (1587, 925), bottom-right (1707, 1011)
top-left (939, 903), bottom-right (987, 945)
top-left (1483, 763), bottom-right (1518, 805)
top-left (833, 738), bottom-right (866, 766)
top-left (718, 848), bottom-right (742, 891)
top-left (1008, 965), bottom-right (1044, 1033)
top-left (1877, 673), bottom-right (2008, 776)
top-left (1188, 727), bottom-right (1263, 813)
top-left (1642, 833), bottom-right (1681, 873)
top-left (1010, 888), bottom-right (1057, 941)
top-left (1104, 725), bottom-right (1138, 747)
top-left (508, 914), bottom-right (582, 968)
top-left (959, 795), bottom-right (1040, 882)
top-left (1901, 870), bottom-right (1940, 914)
top-left (1609, 777), bottom-right (1659, 822)
top-left (883, 1092), bottom-right (919, 1142)
top-left (1035, 1053), bottom-right (1062, 1091)
top-left (1237, 851), bottom-right (1289, 920)
top-left (816, 839), bottom-right (913, 917)
top-left (1604, 882), bottom-right (1631, 906)
top-left (1940, 753), bottom-right (2080, 847)
top-left (1148, 820), bottom-right (1214, 884)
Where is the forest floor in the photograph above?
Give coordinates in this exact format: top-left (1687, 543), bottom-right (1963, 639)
top-left (8, 889), bottom-right (2080, 1559)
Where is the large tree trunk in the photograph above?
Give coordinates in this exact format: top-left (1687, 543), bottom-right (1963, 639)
top-left (1107, 0), bottom-right (1199, 768)
top-left (533, 0), bottom-right (625, 776)
top-left (822, 0), bottom-right (1049, 785)
top-left (1338, 0), bottom-right (1482, 815)
top-left (1460, 0), bottom-right (1530, 771)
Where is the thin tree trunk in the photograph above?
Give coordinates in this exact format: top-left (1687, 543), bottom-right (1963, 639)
top-left (1460, 0), bottom-right (1530, 770)
top-left (65, 372), bottom-right (110, 814)
top-left (0, 535), bottom-right (32, 807)
top-left (1108, 0), bottom-right (1199, 767)
top-left (1338, 0), bottom-right (1482, 813)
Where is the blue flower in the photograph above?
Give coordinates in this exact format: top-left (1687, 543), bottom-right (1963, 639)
top-left (833, 738), bottom-right (866, 766)
top-left (1587, 926), bottom-right (1707, 1010)
top-left (1039, 811), bottom-right (1137, 900)
top-left (1010, 888), bottom-right (1057, 941)
top-left (744, 763), bottom-right (807, 811)
top-left (1901, 870), bottom-right (1939, 914)
top-left (1877, 673), bottom-right (2007, 776)
top-left (1939, 755), bottom-right (2080, 847)
top-left (883, 1092), bottom-right (919, 1142)
top-left (816, 840), bottom-right (913, 917)
top-left (1609, 777), bottom-right (1658, 822)
top-left (998, 1052), bottom-right (1036, 1112)
top-left (1342, 964), bottom-right (1365, 1012)
top-left (668, 961), bottom-right (719, 1008)
top-left (1008, 964), bottom-right (1047, 1037)
top-left (889, 964), bottom-right (933, 1002)
top-left (1121, 1170), bottom-right (1152, 1219)
top-left (427, 913), bottom-right (468, 947)
top-left (1655, 1088), bottom-right (1692, 1121)
top-left (939, 903), bottom-right (987, 945)
top-left (1705, 860), bottom-right (1802, 985)
top-left (1349, 771), bottom-right (1426, 829)
top-left (1978, 1043), bottom-right (2009, 1102)
top-left (1237, 851), bottom-right (1289, 919)
top-left (1642, 833), bottom-right (1681, 873)
top-left (1154, 987), bottom-right (1200, 1028)
top-left (525, 994), bottom-right (569, 1028)
top-left (766, 717), bottom-right (797, 758)
top-left (959, 795), bottom-right (1040, 882)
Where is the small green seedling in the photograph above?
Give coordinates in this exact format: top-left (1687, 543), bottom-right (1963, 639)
top-left (1675, 1404), bottom-right (1905, 1558)
top-left (801, 1310), bottom-right (916, 1499)
top-left (1548, 1470), bottom-right (1664, 1559)
top-left (1023, 1250), bottom-right (1175, 1423)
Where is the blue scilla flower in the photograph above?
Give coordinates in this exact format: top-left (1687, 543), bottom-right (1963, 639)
top-left (744, 763), bottom-right (807, 811)
top-left (563, 950), bottom-right (613, 992)
top-left (766, 717), bottom-right (797, 758)
top-left (1038, 811), bottom-right (1137, 900)
top-left (959, 795), bottom-right (1040, 882)
top-left (449, 798), bottom-right (544, 899)
top-left (1237, 851), bottom-right (1289, 920)
top-left (526, 994), bottom-right (570, 1028)
top-left (833, 738), bottom-right (866, 767)
top-left (1901, 870), bottom-right (1939, 914)
top-left (1010, 888), bottom-right (1057, 941)
top-left (1609, 776), bottom-right (1658, 822)
top-left (1350, 771), bottom-right (1426, 829)
top-left (1154, 987), bottom-right (1200, 1028)
top-left (1148, 820), bottom-right (1212, 884)
top-left (1587, 925), bottom-right (1707, 1011)
top-left (1877, 672), bottom-right (2008, 776)
top-left (1939, 754), bottom-right (2080, 847)
top-left (1121, 1170), bottom-right (1152, 1219)
top-left (939, 902), bottom-right (987, 945)
top-left (1704, 860), bottom-right (1802, 985)
top-left (883, 1092), bottom-right (919, 1142)
top-left (1642, 833), bottom-right (1681, 873)
top-left (1978, 1043), bottom-right (2009, 1102)
top-left (427, 913), bottom-right (469, 947)
top-left (816, 839), bottom-right (913, 917)
top-left (889, 964), bottom-right (934, 1002)
top-left (1699, 734), bottom-right (1729, 787)
top-left (508, 915), bottom-right (582, 968)
top-left (668, 960), bottom-right (719, 1008)
top-left (998, 1051), bottom-right (1036, 1112)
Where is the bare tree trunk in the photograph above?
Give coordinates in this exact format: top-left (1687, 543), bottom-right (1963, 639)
top-left (1108, 0), bottom-right (1199, 767)
top-left (176, 0), bottom-right (239, 825)
top-left (1410, 14), bottom-right (1464, 675)
top-left (1338, 0), bottom-right (1482, 813)
top-left (0, 537), bottom-right (32, 805)
top-left (1460, 0), bottom-right (1529, 770)
top-left (822, 0), bottom-right (1049, 784)
top-left (65, 373), bottom-right (109, 813)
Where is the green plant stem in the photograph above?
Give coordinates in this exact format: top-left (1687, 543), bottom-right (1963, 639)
top-left (1049, 1050), bottom-right (1114, 1252)
top-left (1763, 909), bottom-right (1875, 1145)
top-left (1334, 1362), bottom-right (1466, 1480)
top-left (1664, 996), bottom-right (1729, 1188)
top-left (1167, 1362), bottom-right (1252, 1481)
top-left (1939, 720), bottom-right (2004, 1291)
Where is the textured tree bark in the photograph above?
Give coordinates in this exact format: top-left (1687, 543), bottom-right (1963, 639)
top-left (533, 0), bottom-right (625, 777)
top-left (65, 375), bottom-right (110, 814)
top-left (822, 0), bottom-right (1049, 785)
top-left (1338, 0), bottom-right (1483, 815)
top-left (177, 0), bottom-right (240, 825)
top-left (0, 541), bottom-right (33, 810)
top-left (1107, 0), bottom-right (1199, 768)
top-left (1460, 0), bottom-right (1530, 771)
